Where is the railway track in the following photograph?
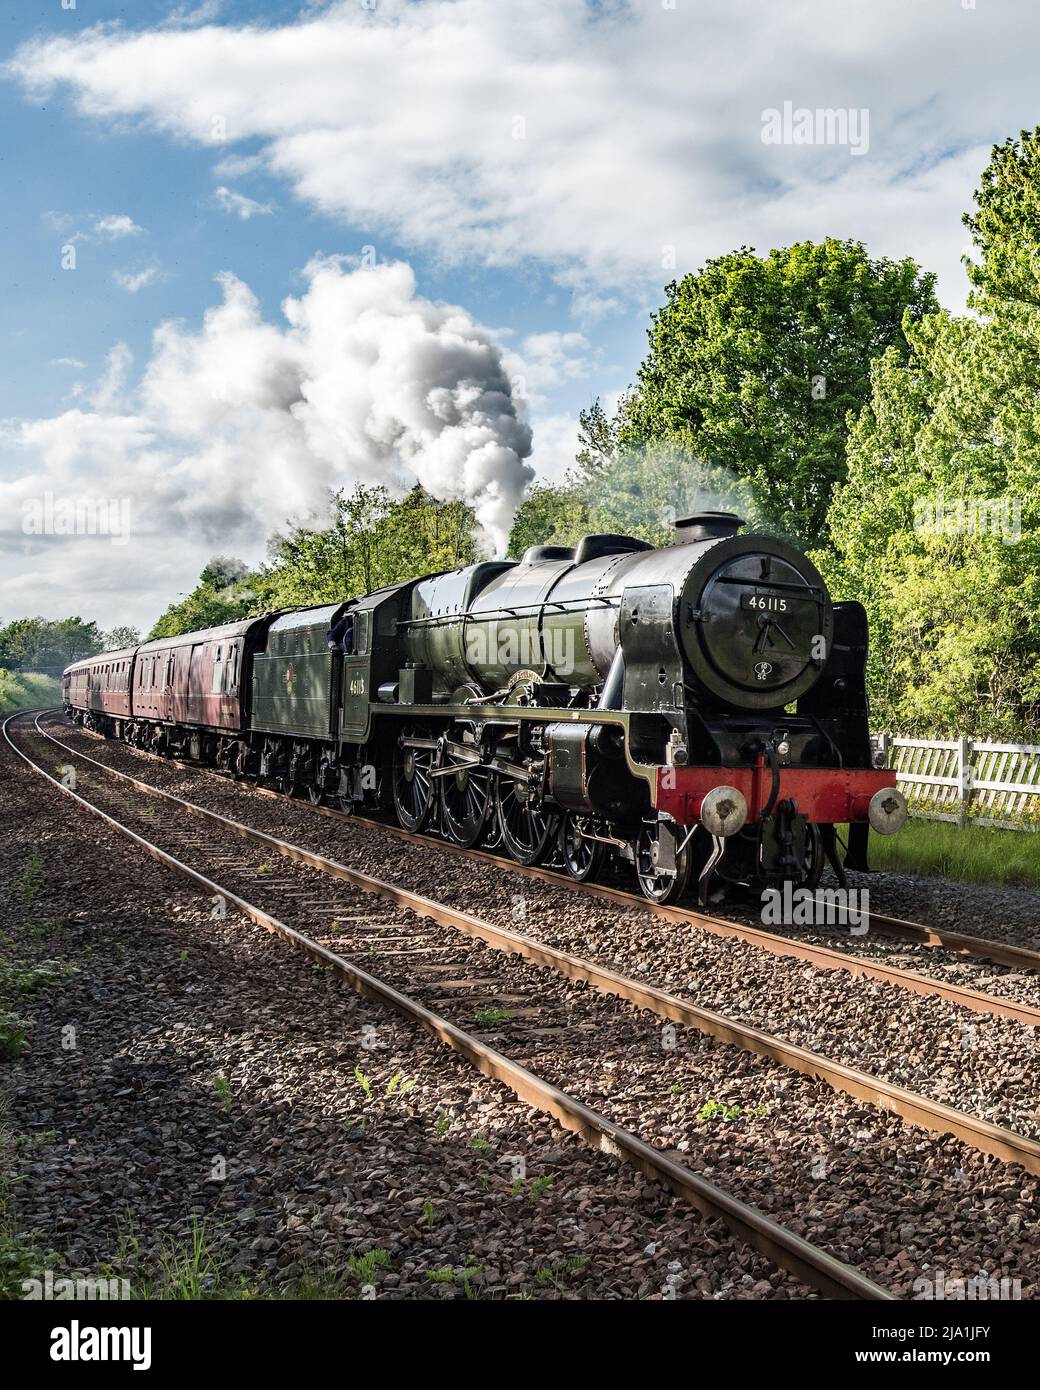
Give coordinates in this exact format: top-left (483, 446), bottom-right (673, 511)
top-left (5, 705), bottom-right (893, 1300)
top-left (10, 708), bottom-right (1040, 1301)
top-left (25, 709), bottom-right (1040, 1169)
top-left (41, 711), bottom-right (1040, 1028)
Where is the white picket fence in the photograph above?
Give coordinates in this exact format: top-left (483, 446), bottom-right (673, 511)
top-left (874, 733), bottom-right (1040, 830)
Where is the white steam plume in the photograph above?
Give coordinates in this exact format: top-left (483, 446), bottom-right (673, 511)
top-left (141, 255), bottom-right (534, 549)
top-left (0, 257), bottom-right (535, 625)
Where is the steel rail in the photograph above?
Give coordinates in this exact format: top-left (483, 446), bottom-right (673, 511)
top-left (812, 905), bottom-right (1040, 973)
top-left (3, 709), bottom-right (891, 1301)
top-left (348, 811), bottom-right (1040, 987)
top-left (50, 712), bottom-right (1040, 977)
top-left (27, 714), bottom-right (1040, 1176)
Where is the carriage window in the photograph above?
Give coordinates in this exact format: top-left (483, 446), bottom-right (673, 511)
top-left (212, 647), bottom-right (223, 694)
top-left (355, 612), bottom-right (370, 656)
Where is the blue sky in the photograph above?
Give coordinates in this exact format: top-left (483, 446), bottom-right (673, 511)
top-left (1, 2), bottom-right (635, 430)
top-left (0, 0), bottom-right (1032, 629)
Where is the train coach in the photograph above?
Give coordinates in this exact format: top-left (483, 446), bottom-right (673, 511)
top-left (64, 512), bottom-right (906, 906)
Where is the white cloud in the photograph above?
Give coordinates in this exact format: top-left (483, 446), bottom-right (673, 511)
top-left (0, 258), bottom-right (533, 628)
top-left (214, 185), bottom-right (274, 220)
top-left (94, 212), bottom-right (143, 239)
top-left (112, 265), bottom-right (159, 293)
top-left (89, 342), bottom-right (133, 410)
top-left (43, 210), bottom-right (77, 237)
top-left (6, 0), bottom-right (1030, 307)
top-left (49, 357), bottom-right (86, 369)
top-left (212, 152), bottom-right (264, 179)
top-left (162, 0), bottom-right (224, 27)
top-left (517, 331), bottom-right (594, 392)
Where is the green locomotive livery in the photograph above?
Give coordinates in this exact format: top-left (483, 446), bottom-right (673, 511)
top-left (64, 513), bottom-right (905, 906)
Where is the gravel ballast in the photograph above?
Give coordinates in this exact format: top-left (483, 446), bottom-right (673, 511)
top-left (1, 722), bottom-right (815, 1300)
top-left (10, 718), bottom-right (1040, 1299)
top-left (41, 722), bottom-right (1040, 1141)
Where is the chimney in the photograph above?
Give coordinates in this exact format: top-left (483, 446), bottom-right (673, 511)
top-left (674, 511), bottom-right (744, 542)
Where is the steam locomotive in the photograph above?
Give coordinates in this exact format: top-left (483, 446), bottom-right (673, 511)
top-left (63, 512), bottom-right (906, 905)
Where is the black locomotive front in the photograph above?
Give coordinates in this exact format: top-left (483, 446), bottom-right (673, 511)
top-left (387, 510), bottom-right (903, 904)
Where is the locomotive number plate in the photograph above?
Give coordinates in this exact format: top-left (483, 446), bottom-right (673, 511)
top-left (741, 591), bottom-right (809, 614)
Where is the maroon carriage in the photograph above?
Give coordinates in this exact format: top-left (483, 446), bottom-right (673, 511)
top-left (63, 647), bottom-right (137, 733)
top-left (131, 618), bottom-right (270, 752)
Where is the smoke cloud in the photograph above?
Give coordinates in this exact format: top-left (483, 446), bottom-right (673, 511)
top-left (0, 258), bottom-right (535, 624)
top-left (141, 255), bottom-right (534, 548)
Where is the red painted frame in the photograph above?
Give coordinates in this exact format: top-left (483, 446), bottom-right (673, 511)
top-left (655, 761), bottom-right (896, 825)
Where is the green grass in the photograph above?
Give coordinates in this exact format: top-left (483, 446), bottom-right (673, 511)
top-left (13, 850), bottom-right (44, 905)
top-left (860, 818), bottom-right (1040, 888)
top-left (0, 958), bottom-right (75, 995)
top-left (0, 1093), bottom-right (57, 1296)
top-left (0, 931), bottom-right (75, 1060)
top-left (0, 1013), bottom-right (32, 1061)
top-left (212, 1076), bottom-right (233, 1113)
top-left (425, 1263), bottom-right (483, 1298)
top-left (108, 1218), bottom-right (379, 1300)
top-left (347, 1248), bottom-right (390, 1285)
top-left (696, 1099), bottom-right (767, 1122)
top-left (474, 1007), bottom-right (513, 1028)
top-left (0, 670), bottom-right (61, 715)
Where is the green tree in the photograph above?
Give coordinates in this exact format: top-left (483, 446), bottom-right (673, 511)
top-left (253, 484), bottom-right (478, 610)
top-left (507, 483), bottom-right (590, 558)
top-left (0, 617), bottom-right (103, 670)
top-left (198, 557), bottom-right (250, 590)
top-left (622, 239), bottom-right (937, 545)
top-left (822, 131), bottom-right (1040, 737)
top-left (148, 557), bottom-right (256, 639)
top-left (507, 442), bottom-right (767, 558)
top-left (103, 625), bottom-right (142, 651)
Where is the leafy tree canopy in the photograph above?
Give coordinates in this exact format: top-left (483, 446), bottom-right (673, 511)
top-left (253, 484), bottom-right (478, 610)
top-left (621, 238), bottom-right (936, 546)
top-left (103, 625), bottom-right (142, 652)
top-left (146, 484), bottom-right (479, 637)
top-left (0, 616), bottom-right (103, 671)
top-left (820, 129), bottom-right (1040, 737)
top-left (510, 239), bottom-right (935, 557)
top-left (148, 559), bottom-right (256, 639)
